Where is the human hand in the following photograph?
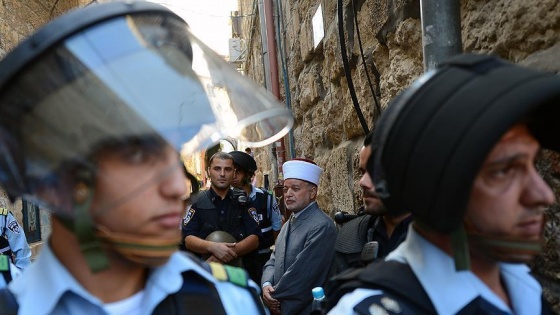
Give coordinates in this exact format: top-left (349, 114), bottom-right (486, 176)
top-left (208, 242), bottom-right (237, 263)
top-left (262, 285), bottom-right (281, 314)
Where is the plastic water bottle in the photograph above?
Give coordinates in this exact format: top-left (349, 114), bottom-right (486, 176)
top-left (310, 286), bottom-right (326, 315)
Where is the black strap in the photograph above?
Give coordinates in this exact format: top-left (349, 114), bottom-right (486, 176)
top-left (326, 260), bottom-right (435, 313)
top-left (0, 289), bottom-right (18, 315)
top-left (153, 270), bottom-right (227, 315)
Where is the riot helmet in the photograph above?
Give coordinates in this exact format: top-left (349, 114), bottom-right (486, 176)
top-left (204, 231), bottom-right (241, 267)
top-left (370, 54), bottom-right (560, 268)
top-left (0, 1), bottom-right (293, 271)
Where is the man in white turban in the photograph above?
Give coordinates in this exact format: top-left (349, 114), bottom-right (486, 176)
top-left (261, 159), bottom-right (338, 315)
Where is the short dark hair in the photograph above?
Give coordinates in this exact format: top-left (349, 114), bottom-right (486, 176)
top-left (208, 151), bottom-right (233, 166)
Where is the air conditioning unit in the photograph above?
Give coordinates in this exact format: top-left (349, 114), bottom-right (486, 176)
top-left (228, 38), bottom-right (245, 63)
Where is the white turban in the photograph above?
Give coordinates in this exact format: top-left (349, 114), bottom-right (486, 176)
top-left (282, 159), bottom-right (323, 186)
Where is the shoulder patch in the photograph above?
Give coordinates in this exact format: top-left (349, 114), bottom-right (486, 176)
top-left (7, 220), bottom-right (20, 234)
top-left (208, 262), bottom-right (249, 288)
top-left (354, 295), bottom-right (403, 315)
top-left (183, 208), bottom-right (196, 226)
top-left (248, 207), bottom-right (259, 223)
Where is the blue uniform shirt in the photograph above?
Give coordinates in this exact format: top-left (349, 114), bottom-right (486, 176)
top-left (8, 242), bottom-right (266, 315)
top-left (329, 225), bottom-right (544, 315)
top-left (250, 186), bottom-right (282, 233)
top-left (0, 210), bottom-right (31, 271)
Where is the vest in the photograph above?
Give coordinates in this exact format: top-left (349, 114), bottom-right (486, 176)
top-left (253, 191), bottom-right (274, 250)
top-left (192, 190), bottom-right (246, 241)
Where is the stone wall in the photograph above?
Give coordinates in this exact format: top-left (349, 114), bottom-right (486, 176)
top-left (239, 0), bottom-right (560, 310)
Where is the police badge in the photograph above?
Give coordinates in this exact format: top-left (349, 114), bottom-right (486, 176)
top-left (182, 208), bottom-right (196, 226)
top-left (248, 207), bottom-right (259, 223)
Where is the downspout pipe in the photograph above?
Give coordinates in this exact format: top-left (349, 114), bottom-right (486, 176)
top-left (264, 0), bottom-right (287, 178)
top-left (420, 0), bottom-right (462, 71)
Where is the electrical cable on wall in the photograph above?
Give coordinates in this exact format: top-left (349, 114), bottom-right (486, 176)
top-left (337, 0), bottom-right (370, 134)
top-left (351, 0), bottom-right (382, 118)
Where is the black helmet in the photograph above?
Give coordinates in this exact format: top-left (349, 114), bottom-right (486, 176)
top-left (229, 151), bottom-right (257, 173)
top-left (204, 231), bottom-right (241, 267)
top-left (371, 54), bottom-right (560, 234)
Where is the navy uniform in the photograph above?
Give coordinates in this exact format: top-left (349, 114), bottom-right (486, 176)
top-left (0, 208), bottom-right (31, 286)
top-left (182, 188), bottom-right (262, 257)
top-left (243, 185), bottom-right (282, 284)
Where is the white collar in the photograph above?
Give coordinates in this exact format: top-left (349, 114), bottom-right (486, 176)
top-left (9, 241), bottom-right (213, 314)
top-left (386, 225), bottom-right (542, 315)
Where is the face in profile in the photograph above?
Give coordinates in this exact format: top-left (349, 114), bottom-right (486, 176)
top-left (283, 178), bottom-right (316, 213)
top-left (231, 167), bottom-right (247, 189)
top-left (89, 140), bottom-right (186, 241)
top-left (465, 124), bottom-right (555, 244)
top-left (207, 158), bottom-right (234, 192)
top-left (358, 145), bottom-right (386, 216)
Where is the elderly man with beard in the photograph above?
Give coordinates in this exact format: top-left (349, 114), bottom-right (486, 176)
top-left (261, 159), bottom-right (337, 315)
top-left (332, 131), bottom-right (412, 274)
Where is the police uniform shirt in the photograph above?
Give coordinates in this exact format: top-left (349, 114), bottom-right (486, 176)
top-left (328, 225), bottom-right (544, 315)
top-left (182, 188), bottom-right (262, 241)
top-left (7, 242), bottom-right (265, 315)
top-left (0, 210), bottom-right (31, 271)
top-left (249, 186), bottom-right (282, 233)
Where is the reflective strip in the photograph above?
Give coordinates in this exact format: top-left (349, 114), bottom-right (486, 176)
top-left (261, 226), bottom-right (273, 233)
top-left (0, 247), bottom-right (10, 254)
top-left (208, 262), bottom-right (228, 281)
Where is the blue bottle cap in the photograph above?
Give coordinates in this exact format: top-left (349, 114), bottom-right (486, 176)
top-left (312, 287), bottom-right (325, 299)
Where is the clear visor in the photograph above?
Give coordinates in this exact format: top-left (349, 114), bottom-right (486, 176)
top-left (0, 13), bottom-right (292, 215)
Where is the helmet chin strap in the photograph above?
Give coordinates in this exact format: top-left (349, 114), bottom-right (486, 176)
top-left (466, 231), bottom-right (542, 264)
top-left (96, 227), bottom-right (181, 267)
top-left (64, 182), bottom-right (110, 273)
top-left (62, 182), bottom-right (180, 272)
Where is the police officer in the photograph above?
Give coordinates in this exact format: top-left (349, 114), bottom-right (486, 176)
top-left (332, 131), bottom-right (412, 274)
top-left (0, 1), bottom-right (292, 313)
top-left (182, 152), bottom-right (263, 266)
top-left (229, 150), bottom-right (282, 284)
top-left (329, 54), bottom-right (560, 314)
top-left (0, 208), bottom-right (30, 287)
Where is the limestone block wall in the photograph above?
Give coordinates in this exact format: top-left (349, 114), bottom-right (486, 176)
top-left (239, 0), bottom-right (560, 310)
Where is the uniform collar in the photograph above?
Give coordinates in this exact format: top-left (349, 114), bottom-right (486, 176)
top-left (9, 242), bottom-right (214, 315)
top-left (386, 225), bottom-right (543, 315)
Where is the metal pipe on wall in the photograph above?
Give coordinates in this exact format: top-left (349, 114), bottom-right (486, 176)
top-left (420, 0), bottom-right (462, 71)
top-left (263, 0), bottom-right (287, 182)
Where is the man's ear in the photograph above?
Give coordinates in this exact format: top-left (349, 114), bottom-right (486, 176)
top-left (309, 185), bottom-right (318, 199)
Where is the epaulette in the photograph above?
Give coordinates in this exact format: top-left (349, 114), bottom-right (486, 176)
top-left (0, 208), bottom-right (8, 216)
top-left (208, 262), bottom-right (249, 288)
